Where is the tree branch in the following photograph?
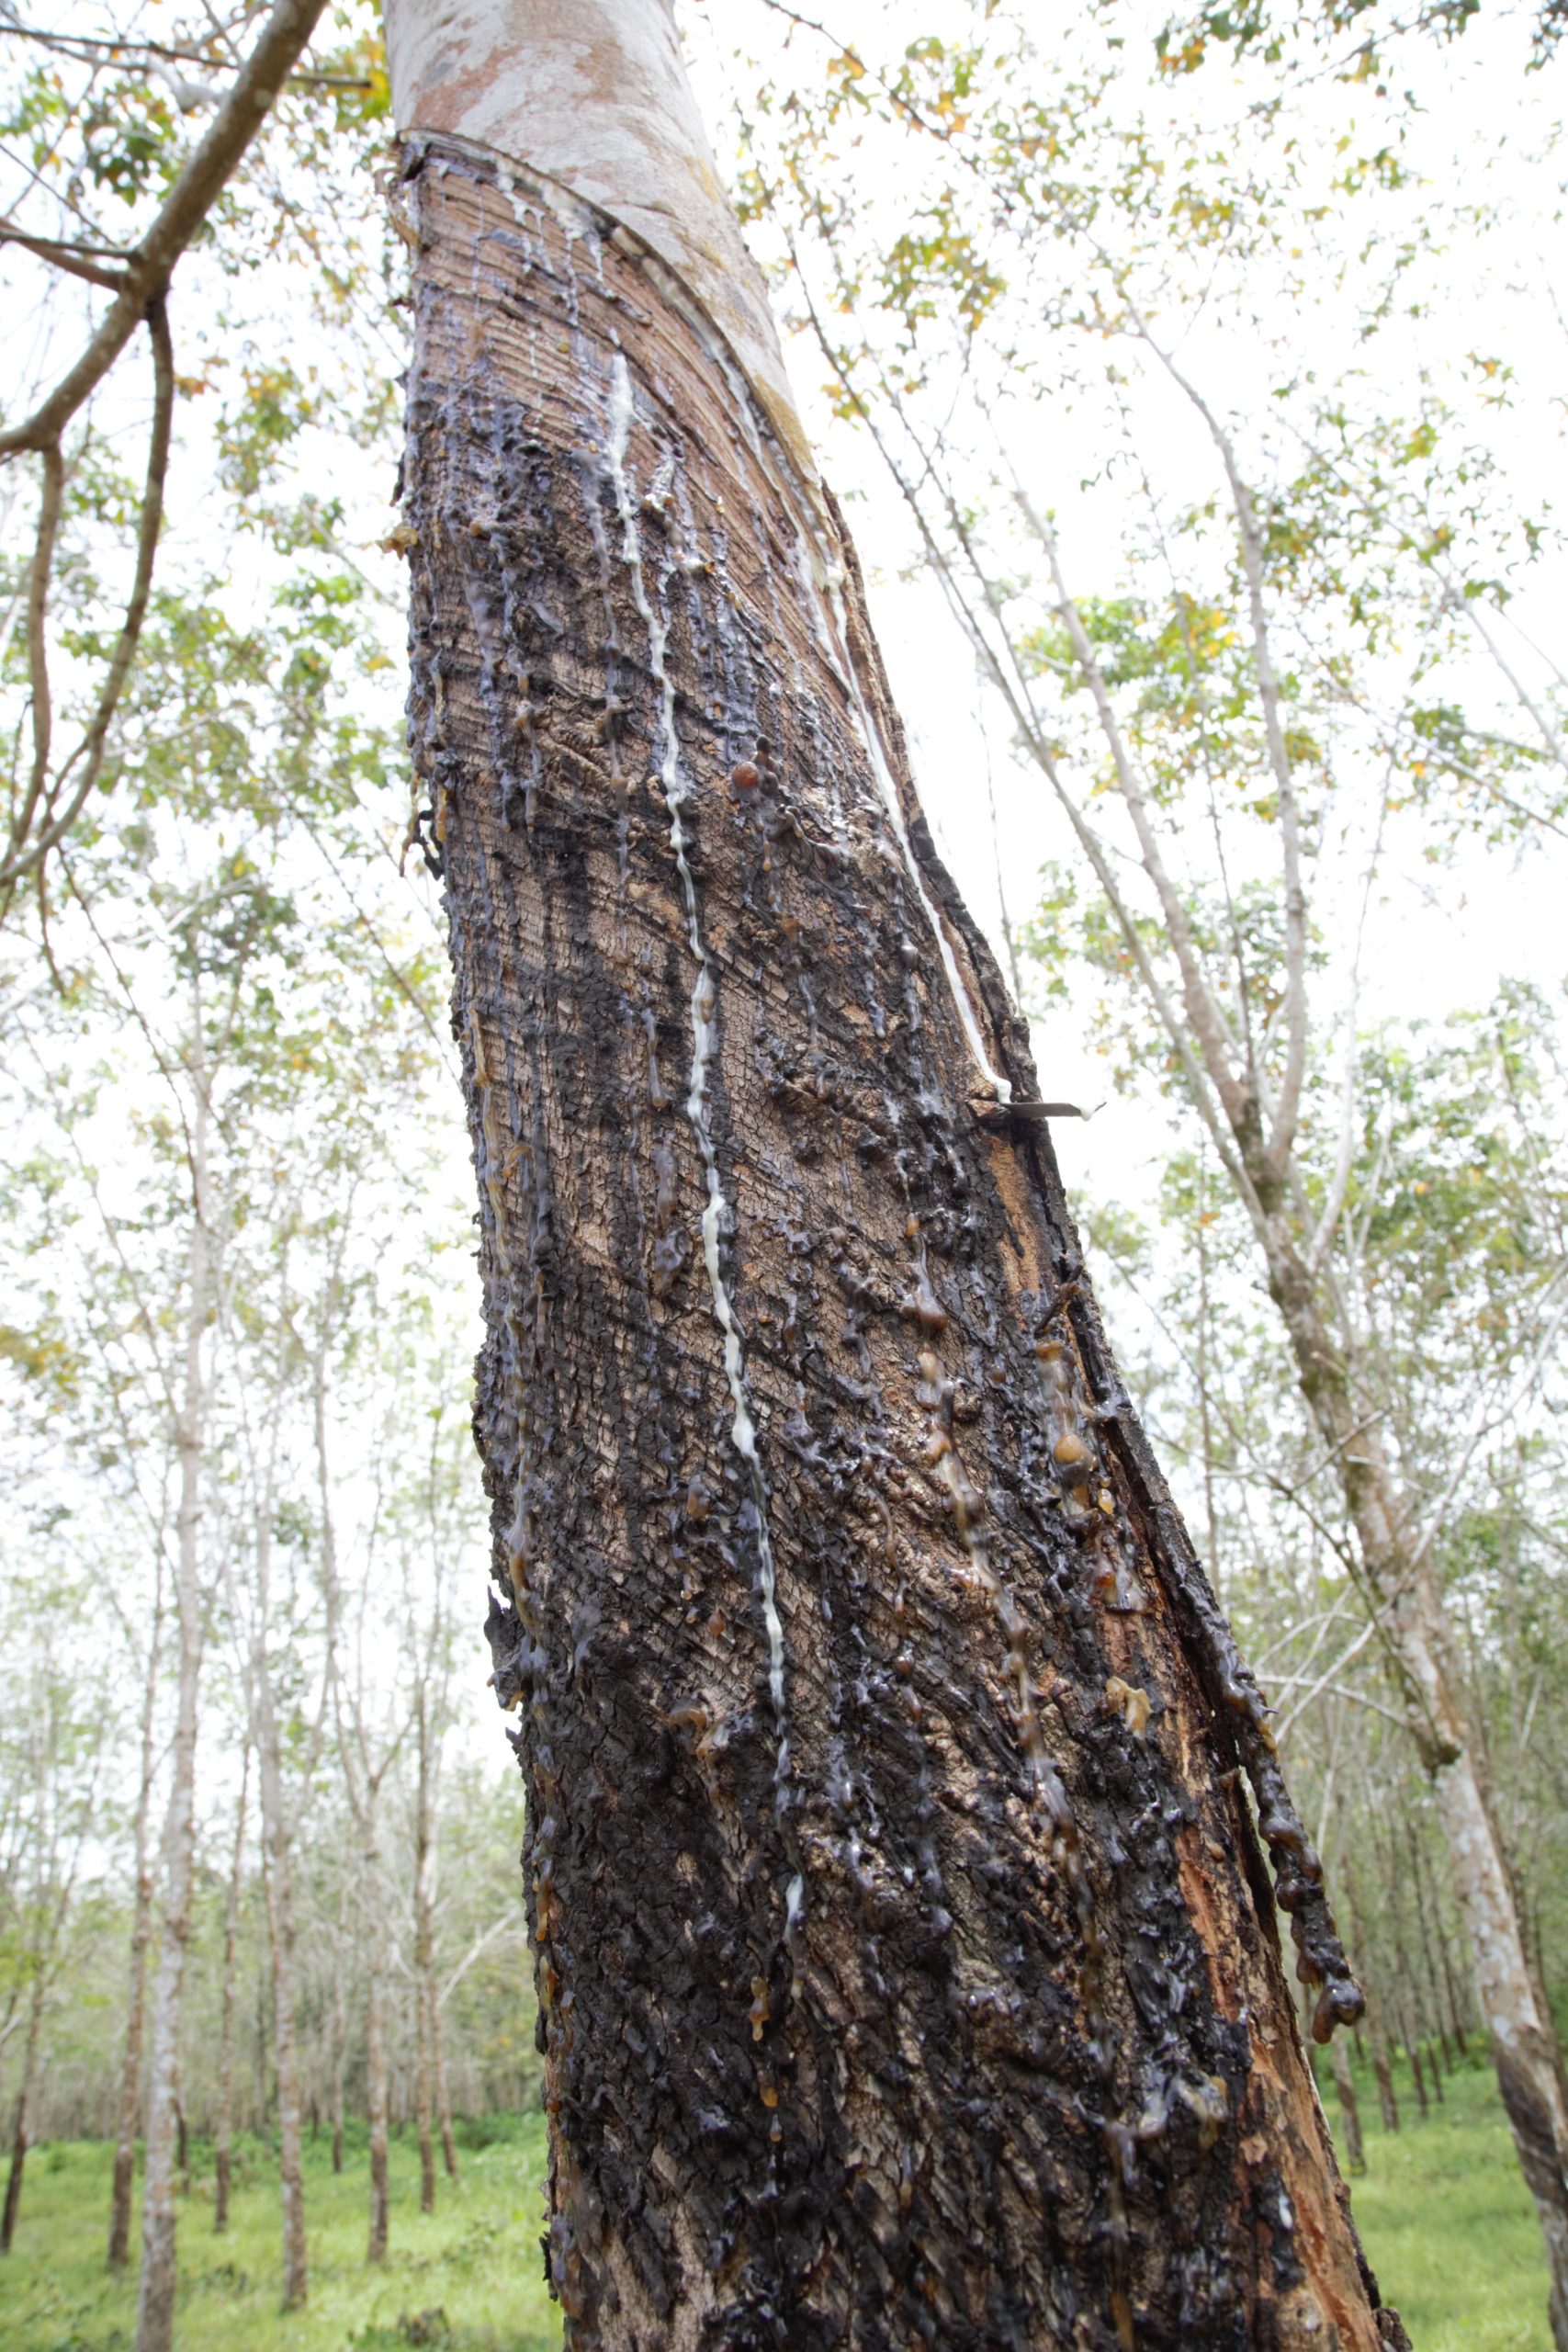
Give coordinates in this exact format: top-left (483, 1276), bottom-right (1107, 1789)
top-left (0, 300), bottom-right (174, 896)
top-left (0, 0), bottom-right (329, 459)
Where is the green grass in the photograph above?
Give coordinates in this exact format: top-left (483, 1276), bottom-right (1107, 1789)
top-left (3, 2116), bottom-right (562, 2352)
top-left (3, 2056), bottom-right (1550, 2348)
top-left (1324, 2047), bottom-right (1551, 2352)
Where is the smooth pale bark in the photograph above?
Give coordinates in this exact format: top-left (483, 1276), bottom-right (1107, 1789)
top-left (1342, 1867), bottom-right (1399, 2136)
top-left (109, 1572), bottom-right (164, 2266)
top-left (252, 1575), bottom-right (309, 2311)
top-left (413, 1695), bottom-right (441, 2213)
top-left (334, 1680), bottom-right (397, 2259)
top-left (434, 1998), bottom-right (459, 2181)
top-left (363, 1814), bottom-right (391, 2261)
top-left (135, 1053), bottom-right (214, 2352)
top-left (388, 3), bottom-right (1406, 2343)
top-left (330, 1864), bottom-right (348, 2175)
top-left (1330, 2038), bottom-right (1365, 2177)
top-left (1264, 1214), bottom-right (1568, 2338)
top-left (213, 1751), bottom-right (249, 2233)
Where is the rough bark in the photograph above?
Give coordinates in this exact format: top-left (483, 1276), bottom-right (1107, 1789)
top-left (383, 9), bottom-right (1419, 2342)
top-left (109, 1569), bottom-right (163, 2266)
top-left (213, 1752), bottom-right (249, 2233)
top-left (135, 1065), bottom-right (213, 2352)
top-left (388, 17), bottom-right (1408, 2336)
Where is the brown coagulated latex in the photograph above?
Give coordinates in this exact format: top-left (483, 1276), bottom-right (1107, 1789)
top-left (398, 130), bottom-right (1406, 2352)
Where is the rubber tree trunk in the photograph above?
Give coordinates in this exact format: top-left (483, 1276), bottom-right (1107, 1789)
top-left (413, 1700), bottom-right (439, 2215)
top-left (109, 1573), bottom-right (164, 2267)
top-left (434, 1997), bottom-right (459, 2182)
top-left (213, 1751), bottom-right (249, 2233)
top-left (136, 1046), bottom-right (214, 2352)
top-left (1330, 2039), bottom-right (1365, 2177)
top-left (330, 1869), bottom-right (348, 2177)
top-left (1262, 1215), bottom-right (1568, 2344)
top-left (363, 1808), bottom-right (391, 2263)
top-left (0, 1968), bottom-right (46, 2254)
top-left (254, 1607), bottom-right (309, 2310)
top-left (387, 4), bottom-right (1407, 2344)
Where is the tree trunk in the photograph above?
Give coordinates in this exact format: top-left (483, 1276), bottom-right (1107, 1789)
top-left (433, 1996), bottom-right (459, 2182)
top-left (365, 1853), bottom-right (390, 2262)
top-left (387, 4), bottom-right (1405, 2344)
top-left (213, 1753), bottom-right (249, 2233)
top-left (1260, 1218), bottom-right (1568, 2341)
top-left (414, 1975), bottom-right (436, 2217)
top-left (254, 1647), bottom-right (309, 2309)
top-left (1330, 2037), bottom-right (1366, 2177)
top-left (413, 1698), bottom-right (440, 2215)
top-left (136, 1057), bottom-right (214, 2352)
top-left (0, 1969), bottom-right (47, 2255)
top-left (109, 1571), bottom-right (164, 2266)
top-left (331, 1868), bottom-right (348, 2177)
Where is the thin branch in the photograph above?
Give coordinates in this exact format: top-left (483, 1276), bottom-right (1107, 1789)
top-left (16, 439), bottom-right (63, 856)
top-left (1, 300), bottom-right (175, 898)
top-left (0, 0), bottom-right (329, 459)
top-left (0, 216), bottom-right (127, 287)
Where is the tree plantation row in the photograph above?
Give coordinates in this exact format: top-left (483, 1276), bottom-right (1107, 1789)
top-left (1, 3), bottom-right (1565, 2348)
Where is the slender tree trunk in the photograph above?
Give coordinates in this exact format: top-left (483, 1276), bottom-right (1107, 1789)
top-left (413, 1977), bottom-right (435, 2217)
top-left (1260, 1221), bottom-right (1568, 2339)
top-left (433, 1996), bottom-right (458, 2182)
top-left (1410, 2041), bottom-right (1430, 2118)
top-left (135, 1059), bottom-right (214, 2352)
top-left (413, 1702), bottom-right (439, 2215)
top-left (254, 1645), bottom-right (309, 2309)
top-left (1361, 1978), bottom-right (1401, 2138)
top-left (0, 1969), bottom-right (47, 2254)
top-left (386, 6), bottom-right (1404, 2342)
top-left (109, 1571), bottom-right (164, 2266)
top-left (364, 1812), bottom-right (391, 2263)
top-left (330, 1868), bottom-right (348, 2177)
top-left (1331, 2034), bottom-right (1366, 2176)
top-left (213, 1751), bottom-right (249, 2233)
top-left (1343, 1866), bottom-right (1399, 2135)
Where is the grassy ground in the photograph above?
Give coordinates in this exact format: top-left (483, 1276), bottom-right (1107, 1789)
top-left (3, 2053), bottom-right (1549, 2348)
top-left (1324, 2046), bottom-right (1551, 2352)
top-left (5, 2115), bottom-right (561, 2352)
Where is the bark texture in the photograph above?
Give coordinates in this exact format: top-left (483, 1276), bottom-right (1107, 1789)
top-left (396, 106), bottom-right (1406, 2352)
